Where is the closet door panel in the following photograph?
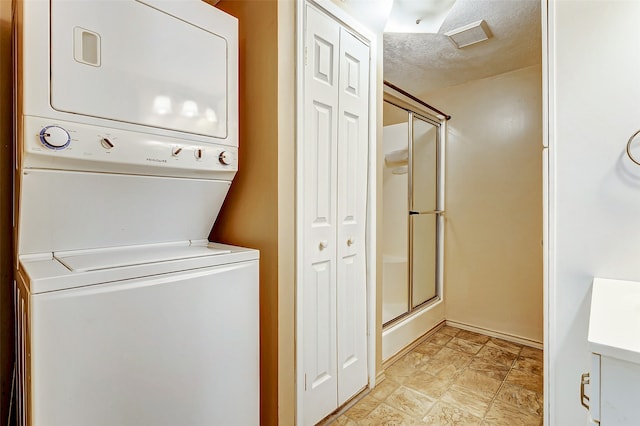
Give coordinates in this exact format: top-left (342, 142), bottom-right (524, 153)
top-left (303, 261), bottom-right (335, 390)
top-left (302, 5), bottom-right (340, 425)
top-left (336, 27), bottom-right (369, 405)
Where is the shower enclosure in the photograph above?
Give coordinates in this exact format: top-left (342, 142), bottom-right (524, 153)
top-left (382, 84), bottom-right (446, 328)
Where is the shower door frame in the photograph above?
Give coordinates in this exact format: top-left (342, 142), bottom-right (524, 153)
top-left (382, 89), bottom-right (447, 329)
top-left (408, 111), bottom-right (444, 311)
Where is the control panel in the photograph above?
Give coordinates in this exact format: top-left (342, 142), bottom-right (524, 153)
top-left (23, 116), bottom-right (238, 179)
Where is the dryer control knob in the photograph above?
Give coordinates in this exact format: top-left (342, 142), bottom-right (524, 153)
top-left (194, 148), bottom-right (203, 160)
top-left (40, 126), bottom-right (70, 150)
top-left (100, 138), bottom-right (114, 149)
top-left (219, 151), bottom-right (233, 165)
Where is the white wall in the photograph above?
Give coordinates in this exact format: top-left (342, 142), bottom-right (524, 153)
top-left (548, 1), bottom-right (640, 424)
top-left (426, 65), bottom-right (543, 344)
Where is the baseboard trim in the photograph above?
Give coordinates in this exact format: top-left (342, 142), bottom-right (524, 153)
top-left (382, 320), bottom-right (446, 369)
top-left (445, 320), bottom-right (543, 349)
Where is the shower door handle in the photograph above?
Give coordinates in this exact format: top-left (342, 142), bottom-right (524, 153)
top-left (409, 210), bottom-right (444, 215)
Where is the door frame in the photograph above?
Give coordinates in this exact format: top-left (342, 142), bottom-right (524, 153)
top-left (542, 1), bottom-right (552, 425)
top-left (295, 0), bottom-right (378, 423)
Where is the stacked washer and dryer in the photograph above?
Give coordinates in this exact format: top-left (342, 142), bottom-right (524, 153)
top-left (13, 0), bottom-right (258, 425)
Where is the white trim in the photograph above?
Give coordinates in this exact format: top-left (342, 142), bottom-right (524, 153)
top-left (294, 3), bottom-right (304, 423)
top-left (366, 21), bottom-right (378, 399)
top-left (294, 1), bottom-right (378, 424)
top-left (445, 320), bottom-right (544, 350)
top-left (542, 1), bottom-right (555, 425)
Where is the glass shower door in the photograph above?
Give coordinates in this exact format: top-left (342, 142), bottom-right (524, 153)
top-left (381, 101), bottom-right (410, 324)
top-left (381, 98), bottom-right (444, 327)
top-left (410, 114), bottom-right (439, 308)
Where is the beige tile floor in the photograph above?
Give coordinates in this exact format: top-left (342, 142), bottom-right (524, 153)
top-left (332, 326), bottom-right (543, 426)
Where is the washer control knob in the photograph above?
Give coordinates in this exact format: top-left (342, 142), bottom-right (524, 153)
top-left (100, 137), bottom-right (114, 149)
top-left (194, 148), bottom-right (203, 160)
top-left (39, 126), bottom-right (70, 150)
top-left (219, 151), bottom-right (233, 165)
top-left (172, 146), bottom-right (183, 157)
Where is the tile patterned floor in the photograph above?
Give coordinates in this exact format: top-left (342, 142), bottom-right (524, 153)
top-left (332, 326), bottom-right (543, 425)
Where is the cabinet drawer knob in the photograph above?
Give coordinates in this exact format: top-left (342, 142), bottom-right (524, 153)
top-left (347, 237), bottom-right (355, 247)
top-left (319, 240), bottom-right (328, 250)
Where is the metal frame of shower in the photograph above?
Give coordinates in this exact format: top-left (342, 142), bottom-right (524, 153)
top-left (382, 82), bottom-right (449, 329)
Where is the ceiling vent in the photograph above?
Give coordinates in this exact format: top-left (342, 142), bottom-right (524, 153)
top-left (445, 19), bottom-right (492, 48)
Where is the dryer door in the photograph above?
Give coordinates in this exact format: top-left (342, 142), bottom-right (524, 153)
top-left (50, 0), bottom-right (233, 140)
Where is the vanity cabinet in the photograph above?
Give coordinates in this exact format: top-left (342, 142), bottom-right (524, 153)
top-left (585, 278), bottom-right (640, 425)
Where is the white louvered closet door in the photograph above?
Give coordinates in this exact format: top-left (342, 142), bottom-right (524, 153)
top-left (302, 4), bottom-right (370, 425)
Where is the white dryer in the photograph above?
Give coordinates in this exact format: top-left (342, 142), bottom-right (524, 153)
top-left (13, 1), bottom-right (258, 425)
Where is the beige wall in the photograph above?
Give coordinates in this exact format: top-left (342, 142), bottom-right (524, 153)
top-left (0, 0), bottom-right (14, 423)
top-left (427, 65), bottom-right (543, 343)
top-left (209, 1), bottom-right (296, 424)
top-left (209, 1), bottom-right (282, 424)
top-left (383, 100), bottom-right (409, 126)
top-left (276, 1), bottom-right (295, 424)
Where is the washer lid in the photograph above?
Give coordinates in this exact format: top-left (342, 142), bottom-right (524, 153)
top-left (55, 243), bottom-right (231, 272)
top-left (19, 242), bottom-right (259, 294)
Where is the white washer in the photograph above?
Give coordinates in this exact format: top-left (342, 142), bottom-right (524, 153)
top-left (16, 243), bottom-right (259, 426)
top-left (14, 1), bottom-right (258, 425)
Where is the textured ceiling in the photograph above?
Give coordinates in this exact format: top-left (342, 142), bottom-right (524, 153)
top-left (384, 0), bottom-right (541, 97)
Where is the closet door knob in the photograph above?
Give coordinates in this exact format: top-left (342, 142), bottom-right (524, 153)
top-left (319, 240), bottom-right (328, 250)
top-left (347, 237), bottom-right (355, 247)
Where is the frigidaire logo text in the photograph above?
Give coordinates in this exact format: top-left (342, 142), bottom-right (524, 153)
top-left (146, 158), bottom-right (167, 163)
